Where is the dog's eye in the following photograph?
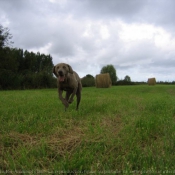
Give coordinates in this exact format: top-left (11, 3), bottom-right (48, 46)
top-left (57, 66), bottom-right (59, 69)
top-left (63, 66), bottom-right (66, 69)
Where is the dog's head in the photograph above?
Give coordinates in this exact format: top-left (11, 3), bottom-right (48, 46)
top-left (53, 63), bottom-right (73, 82)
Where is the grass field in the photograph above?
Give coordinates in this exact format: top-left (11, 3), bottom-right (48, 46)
top-left (0, 85), bottom-right (175, 174)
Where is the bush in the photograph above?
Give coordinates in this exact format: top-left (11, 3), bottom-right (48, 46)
top-left (81, 74), bottom-right (95, 87)
top-left (115, 80), bottom-right (136, 86)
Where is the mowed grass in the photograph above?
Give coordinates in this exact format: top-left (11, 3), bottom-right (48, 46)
top-left (1, 85), bottom-right (175, 173)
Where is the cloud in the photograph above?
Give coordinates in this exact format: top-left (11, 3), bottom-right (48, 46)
top-left (70, 0), bottom-right (145, 20)
top-left (0, 0), bottom-right (175, 81)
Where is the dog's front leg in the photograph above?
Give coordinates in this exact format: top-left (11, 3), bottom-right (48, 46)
top-left (59, 89), bottom-right (69, 108)
top-left (65, 91), bottom-right (72, 102)
top-left (68, 87), bottom-right (77, 104)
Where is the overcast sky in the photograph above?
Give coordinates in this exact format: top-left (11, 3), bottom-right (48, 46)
top-left (1, 0), bottom-right (175, 82)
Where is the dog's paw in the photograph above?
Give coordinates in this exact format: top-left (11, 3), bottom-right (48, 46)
top-left (68, 99), bottom-right (73, 104)
top-left (62, 100), bottom-right (69, 107)
top-left (65, 102), bottom-right (69, 107)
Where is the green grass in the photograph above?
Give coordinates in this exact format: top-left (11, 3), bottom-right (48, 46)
top-left (1, 85), bottom-right (175, 174)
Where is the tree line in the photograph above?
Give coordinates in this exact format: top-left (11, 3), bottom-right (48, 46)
top-left (0, 25), bottom-right (56, 90)
top-left (0, 47), bottom-right (56, 89)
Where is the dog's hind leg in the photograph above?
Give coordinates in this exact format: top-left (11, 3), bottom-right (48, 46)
top-left (76, 89), bottom-right (81, 110)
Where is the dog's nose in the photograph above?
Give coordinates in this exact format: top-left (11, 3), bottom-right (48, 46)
top-left (58, 70), bottom-right (63, 76)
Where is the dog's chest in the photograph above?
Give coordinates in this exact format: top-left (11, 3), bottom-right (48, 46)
top-left (63, 87), bottom-right (73, 92)
top-left (60, 83), bottom-right (74, 92)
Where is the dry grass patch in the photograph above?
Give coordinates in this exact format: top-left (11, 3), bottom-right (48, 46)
top-left (100, 116), bottom-right (123, 137)
top-left (1, 132), bottom-right (38, 148)
top-left (0, 126), bottom-right (87, 170)
top-left (167, 88), bottom-right (175, 96)
top-left (47, 126), bottom-right (86, 158)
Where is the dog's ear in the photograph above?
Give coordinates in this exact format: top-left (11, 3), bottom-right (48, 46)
top-left (53, 66), bottom-right (58, 77)
top-left (67, 64), bottom-right (73, 74)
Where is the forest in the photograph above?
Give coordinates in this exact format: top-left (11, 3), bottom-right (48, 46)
top-left (0, 47), bottom-right (56, 90)
top-left (0, 25), bottom-right (56, 90)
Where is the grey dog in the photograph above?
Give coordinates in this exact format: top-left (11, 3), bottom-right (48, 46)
top-left (53, 63), bottom-right (82, 110)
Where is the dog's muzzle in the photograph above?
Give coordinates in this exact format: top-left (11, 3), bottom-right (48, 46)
top-left (58, 70), bottom-right (64, 76)
top-left (58, 71), bottom-right (65, 82)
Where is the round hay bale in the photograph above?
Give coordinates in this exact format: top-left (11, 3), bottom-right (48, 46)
top-left (95, 73), bottom-right (112, 88)
top-left (148, 77), bottom-right (156, 85)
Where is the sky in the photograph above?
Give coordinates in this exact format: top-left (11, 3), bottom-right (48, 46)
top-left (0, 0), bottom-right (175, 82)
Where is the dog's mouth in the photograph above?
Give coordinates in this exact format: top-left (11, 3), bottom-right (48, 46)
top-left (59, 75), bottom-right (65, 82)
top-left (58, 70), bottom-right (65, 82)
